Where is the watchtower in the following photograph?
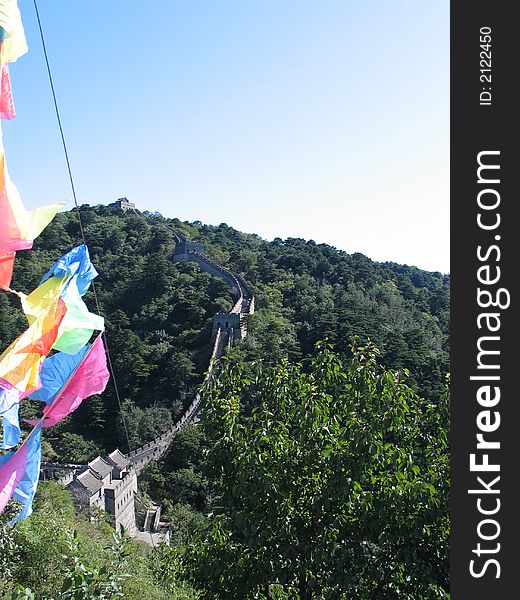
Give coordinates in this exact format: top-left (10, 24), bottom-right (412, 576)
top-left (212, 313), bottom-right (244, 342)
top-left (109, 198), bottom-right (140, 213)
top-left (173, 241), bottom-right (205, 260)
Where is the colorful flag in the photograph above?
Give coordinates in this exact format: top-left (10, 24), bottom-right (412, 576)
top-left (0, 421), bottom-right (42, 523)
top-left (0, 431), bottom-right (28, 512)
top-left (0, 0), bottom-right (28, 64)
top-left (0, 149), bottom-right (65, 290)
top-left (0, 250), bottom-right (14, 291)
top-left (40, 244), bottom-right (98, 297)
top-left (0, 380), bottom-right (21, 447)
top-left (0, 275), bottom-right (65, 442)
top-left (0, 152), bottom-right (65, 255)
top-left (0, 62), bottom-right (15, 119)
top-left (1, 396), bottom-right (19, 447)
top-left (21, 268), bottom-right (104, 355)
top-left (0, 293), bottom-right (66, 394)
top-left (0, 3), bottom-right (110, 525)
top-left (29, 345), bottom-right (90, 405)
top-left (21, 246), bottom-right (104, 354)
top-left (37, 334), bottom-right (109, 428)
top-left (52, 278), bottom-right (104, 354)
top-left (1, 247), bottom-right (105, 442)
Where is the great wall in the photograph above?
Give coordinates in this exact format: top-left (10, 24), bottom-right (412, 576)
top-left (41, 208), bottom-right (255, 543)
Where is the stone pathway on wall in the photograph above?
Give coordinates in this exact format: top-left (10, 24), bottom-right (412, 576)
top-left (47, 228), bottom-right (254, 541)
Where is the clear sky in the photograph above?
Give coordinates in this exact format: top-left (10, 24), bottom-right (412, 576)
top-left (5, 1), bottom-right (449, 273)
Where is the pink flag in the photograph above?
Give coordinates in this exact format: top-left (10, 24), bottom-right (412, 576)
top-left (0, 150), bottom-right (65, 290)
top-left (0, 422), bottom-right (42, 521)
top-left (0, 250), bottom-right (15, 291)
top-left (0, 439), bottom-right (27, 512)
top-left (39, 334), bottom-right (109, 427)
top-left (0, 62), bottom-right (15, 120)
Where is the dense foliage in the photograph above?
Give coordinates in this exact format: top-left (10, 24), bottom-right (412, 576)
top-left (0, 482), bottom-right (198, 599)
top-left (0, 204), bottom-right (449, 459)
top-left (182, 343), bottom-right (449, 599)
top-left (0, 205), bottom-right (450, 597)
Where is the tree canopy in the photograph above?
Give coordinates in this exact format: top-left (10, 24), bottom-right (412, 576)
top-left (0, 205), bottom-right (450, 598)
top-left (2, 205), bottom-right (449, 458)
top-left (184, 343), bottom-right (449, 599)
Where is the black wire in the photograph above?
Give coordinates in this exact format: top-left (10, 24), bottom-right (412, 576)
top-left (32, 0), bottom-right (132, 454)
top-left (32, 0), bottom-right (85, 242)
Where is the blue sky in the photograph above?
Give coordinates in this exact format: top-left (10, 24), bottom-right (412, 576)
top-left (5, 1), bottom-right (449, 273)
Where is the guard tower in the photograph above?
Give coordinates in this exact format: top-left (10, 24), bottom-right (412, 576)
top-left (173, 241), bottom-right (205, 260)
top-left (109, 198), bottom-right (140, 213)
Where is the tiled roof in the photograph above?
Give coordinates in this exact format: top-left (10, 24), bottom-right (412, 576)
top-left (76, 470), bottom-right (102, 494)
top-left (107, 449), bottom-right (129, 470)
top-left (88, 457), bottom-right (112, 479)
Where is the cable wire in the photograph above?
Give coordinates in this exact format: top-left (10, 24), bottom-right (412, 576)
top-left (32, 0), bottom-right (132, 454)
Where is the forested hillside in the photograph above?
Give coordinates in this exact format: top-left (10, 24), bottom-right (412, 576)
top-left (0, 204), bottom-right (450, 598)
top-left (0, 204), bottom-right (449, 461)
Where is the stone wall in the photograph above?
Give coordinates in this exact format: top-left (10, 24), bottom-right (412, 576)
top-left (212, 313), bottom-right (243, 341)
top-left (175, 250), bottom-right (241, 299)
top-left (53, 226), bottom-right (254, 540)
top-left (124, 234), bottom-right (256, 474)
top-left (104, 470), bottom-right (138, 533)
top-left (173, 241), bottom-right (205, 257)
top-left (127, 326), bottom-right (225, 472)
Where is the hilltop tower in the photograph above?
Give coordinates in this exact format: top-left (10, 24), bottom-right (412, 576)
top-left (109, 197), bottom-right (140, 214)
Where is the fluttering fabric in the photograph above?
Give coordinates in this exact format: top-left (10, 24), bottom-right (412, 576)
top-left (40, 244), bottom-right (98, 297)
top-left (0, 2), bottom-right (110, 524)
top-left (1, 246), bottom-right (104, 442)
top-left (0, 0), bottom-right (28, 63)
top-left (0, 421), bottom-right (42, 523)
top-left (0, 287), bottom-right (67, 394)
top-left (52, 278), bottom-right (104, 353)
top-left (0, 2), bottom-right (63, 291)
top-left (0, 142), bottom-right (65, 290)
top-left (35, 245), bottom-right (104, 354)
top-left (20, 246), bottom-right (104, 354)
top-left (0, 382), bottom-right (20, 447)
top-left (0, 427), bottom-right (29, 511)
top-left (0, 249), bottom-right (14, 291)
top-left (0, 290), bottom-right (109, 513)
top-left (30, 335), bottom-right (109, 428)
top-left (0, 382), bottom-right (18, 417)
top-left (29, 345), bottom-right (90, 405)
top-left (18, 275), bottom-right (69, 323)
top-left (0, 138), bottom-right (65, 254)
top-left (1, 397), bottom-right (19, 447)
top-left (0, 286), bottom-right (66, 447)
top-left (0, 292), bottom-right (109, 515)
top-left (0, 62), bottom-right (15, 119)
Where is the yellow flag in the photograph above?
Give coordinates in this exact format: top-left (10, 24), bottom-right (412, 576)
top-left (0, 278), bottom-right (67, 392)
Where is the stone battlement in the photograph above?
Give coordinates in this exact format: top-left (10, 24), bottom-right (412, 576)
top-left (54, 222), bottom-right (254, 541)
top-left (109, 198), bottom-right (140, 214)
top-left (173, 241), bottom-right (205, 258)
top-left (49, 448), bottom-right (137, 533)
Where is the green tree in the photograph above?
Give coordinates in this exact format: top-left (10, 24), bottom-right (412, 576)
top-left (54, 432), bottom-right (102, 464)
top-left (60, 528), bottom-right (130, 599)
top-left (117, 399), bottom-right (174, 450)
top-left (0, 504), bottom-right (22, 596)
top-left (185, 343), bottom-right (449, 599)
top-left (0, 481), bottom-right (191, 599)
top-left (2, 205), bottom-right (449, 459)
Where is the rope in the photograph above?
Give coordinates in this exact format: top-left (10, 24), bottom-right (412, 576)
top-left (32, 0), bottom-right (132, 454)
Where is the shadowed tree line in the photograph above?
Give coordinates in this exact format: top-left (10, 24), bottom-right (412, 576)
top-left (1, 205), bottom-right (449, 598)
top-left (1, 205), bottom-right (448, 461)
